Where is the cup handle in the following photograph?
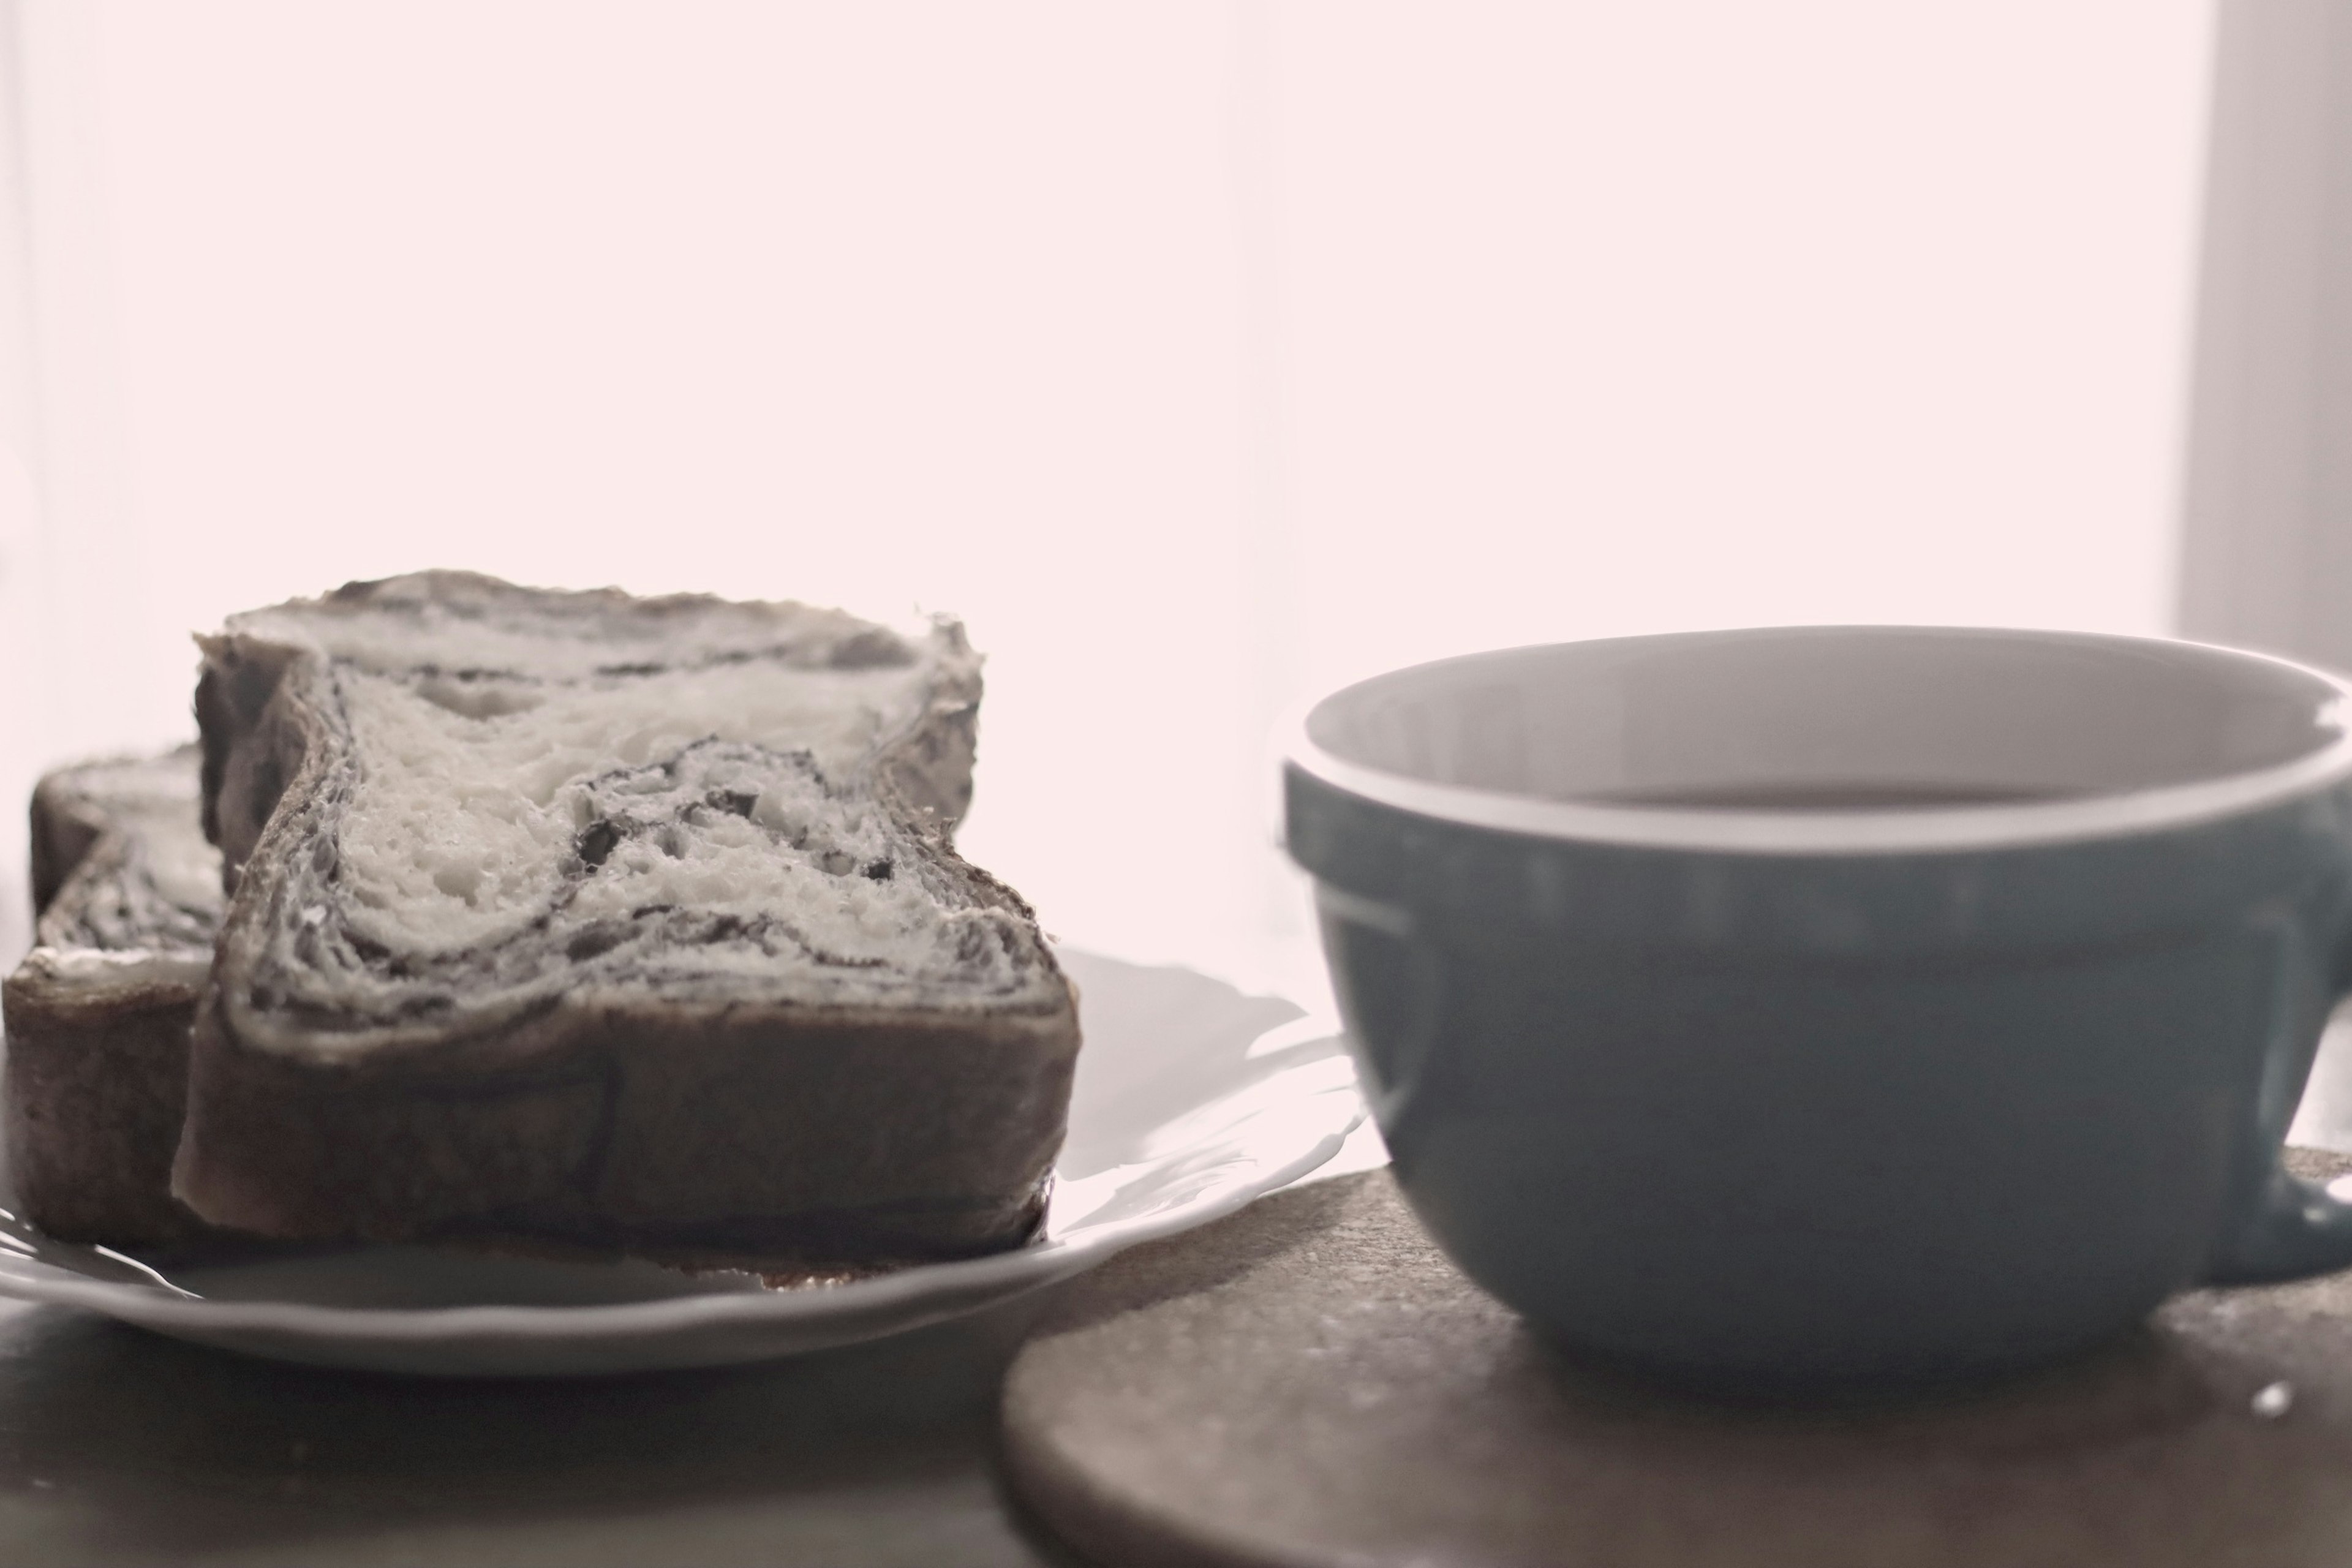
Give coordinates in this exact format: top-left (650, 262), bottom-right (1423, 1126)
top-left (2201, 1168), bottom-right (2352, 1285)
top-left (2202, 910), bottom-right (2352, 1286)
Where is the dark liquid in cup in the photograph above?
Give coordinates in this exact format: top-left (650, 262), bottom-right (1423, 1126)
top-left (1591, 782), bottom-right (2081, 812)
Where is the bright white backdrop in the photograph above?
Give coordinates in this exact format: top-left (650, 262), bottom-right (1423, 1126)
top-left (0, 1), bottom-right (2214, 1001)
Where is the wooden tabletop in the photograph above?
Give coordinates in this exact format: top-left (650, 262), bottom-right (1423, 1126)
top-left (0, 1286), bottom-right (1078, 1567)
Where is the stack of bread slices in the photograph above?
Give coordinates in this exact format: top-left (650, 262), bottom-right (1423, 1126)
top-left (0, 572), bottom-right (1080, 1267)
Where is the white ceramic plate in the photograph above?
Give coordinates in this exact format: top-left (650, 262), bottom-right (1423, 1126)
top-left (0, 950), bottom-right (1366, 1376)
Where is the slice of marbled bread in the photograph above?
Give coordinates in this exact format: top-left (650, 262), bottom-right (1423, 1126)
top-left (2, 746), bottom-right (228, 1246)
top-left (175, 571), bottom-right (1079, 1264)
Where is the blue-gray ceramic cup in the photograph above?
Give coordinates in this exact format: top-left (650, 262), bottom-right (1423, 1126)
top-left (1284, 627), bottom-right (2352, 1396)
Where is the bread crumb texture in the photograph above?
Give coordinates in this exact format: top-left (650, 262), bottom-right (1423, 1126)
top-left (219, 575), bottom-right (1061, 1048)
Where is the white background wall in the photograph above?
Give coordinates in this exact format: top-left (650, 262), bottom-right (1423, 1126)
top-left (0, 1), bottom-right (2215, 1001)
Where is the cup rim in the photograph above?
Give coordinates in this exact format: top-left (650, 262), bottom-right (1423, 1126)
top-left (1284, 627), bottom-right (2352, 856)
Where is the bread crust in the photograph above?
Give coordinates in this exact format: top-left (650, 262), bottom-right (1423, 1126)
top-left (177, 997), bottom-right (1076, 1262)
top-left (2, 970), bottom-right (208, 1246)
top-left (4, 750), bottom-right (225, 1248)
top-left (173, 573), bottom-right (1079, 1262)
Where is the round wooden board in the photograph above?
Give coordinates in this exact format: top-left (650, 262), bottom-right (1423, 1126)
top-left (1003, 1156), bottom-right (2352, 1568)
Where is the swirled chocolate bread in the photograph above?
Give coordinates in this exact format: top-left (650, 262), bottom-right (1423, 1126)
top-left (2, 747), bottom-right (227, 1246)
top-left (175, 572), bottom-right (1079, 1264)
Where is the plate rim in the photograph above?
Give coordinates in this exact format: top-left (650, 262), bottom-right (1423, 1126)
top-left (0, 1061), bottom-right (1363, 1347)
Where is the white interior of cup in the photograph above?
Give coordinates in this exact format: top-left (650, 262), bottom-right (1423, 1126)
top-left (1296, 628), bottom-right (2352, 852)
